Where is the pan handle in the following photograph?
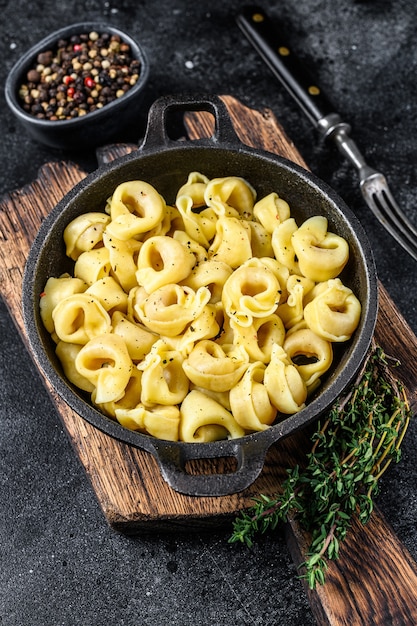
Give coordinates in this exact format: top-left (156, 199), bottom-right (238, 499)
top-left (153, 438), bottom-right (271, 497)
top-left (139, 94), bottom-right (241, 150)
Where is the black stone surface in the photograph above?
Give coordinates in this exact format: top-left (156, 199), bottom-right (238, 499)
top-left (1, 1), bottom-right (416, 624)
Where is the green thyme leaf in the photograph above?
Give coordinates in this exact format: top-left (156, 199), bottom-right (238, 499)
top-left (229, 340), bottom-right (411, 589)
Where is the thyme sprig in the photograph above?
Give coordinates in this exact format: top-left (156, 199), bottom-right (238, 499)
top-left (229, 341), bottom-right (411, 589)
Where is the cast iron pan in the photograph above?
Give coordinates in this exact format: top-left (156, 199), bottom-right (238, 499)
top-left (22, 94), bottom-right (378, 496)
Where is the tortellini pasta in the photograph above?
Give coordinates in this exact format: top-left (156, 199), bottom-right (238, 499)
top-left (229, 362), bottom-right (277, 431)
top-left (74, 247), bottom-right (112, 285)
top-left (75, 334), bottom-right (133, 404)
top-left (132, 284), bottom-right (211, 336)
top-left (180, 390), bottom-right (245, 442)
top-left (105, 180), bottom-right (165, 240)
top-left (64, 212), bottom-right (111, 260)
top-left (204, 176), bottom-right (256, 219)
top-left (182, 340), bottom-right (249, 392)
top-left (283, 327), bottom-right (333, 389)
top-left (52, 293), bottom-right (111, 344)
top-left (102, 231), bottom-right (142, 292)
top-left (222, 258), bottom-right (282, 327)
top-left (40, 174), bottom-right (362, 443)
top-left (40, 275), bottom-right (87, 334)
top-left (136, 235), bottom-right (196, 292)
top-left (176, 194), bottom-right (217, 247)
top-left (291, 215), bottom-right (349, 282)
top-left (209, 216), bottom-right (252, 267)
top-left (137, 340), bottom-right (189, 405)
top-left (303, 278), bottom-right (361, 342)
top-left (253, 192), bottom-right (290, 232)
top-left (264, 344), bottom-right (307, 414)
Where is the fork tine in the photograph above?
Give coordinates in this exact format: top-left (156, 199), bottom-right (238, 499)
top-left (360, 173), bottom-right (417, 262)
top-left (321, 122), bottom-right (417, 262)
top-left (379, 181), bottom-right (417, 239)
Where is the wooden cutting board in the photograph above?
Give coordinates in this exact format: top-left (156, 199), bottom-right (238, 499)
top-left (1, 95), bottom-right (417, 625)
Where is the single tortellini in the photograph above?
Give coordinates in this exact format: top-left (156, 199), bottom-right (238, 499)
top-left (222, 258), bottom-right (281, 327)
top-left (52, 293), bottom-right (111, 344)
top-left (136, 235), bottom-right (196, 292)
top-left (291, 215), bottom-right (349, 282)
top-left (106, 180), bottom-right (166, 240)
top-left (75, 333), bottom-right (133, 404)
top-left (138, 340), bottom-right (189, 406)
top-left (176, 171), bottom-right (210, 207)
top-left (176, 194), bottom-right (217, 247)
top-left (96, 366), bottom-right (143, 417)
top-left (179, 390), bottom-right (245, 442)
top-left (277, 274), bottom-right (315, 329)
top-left (303, 278), bottom-right (361, 341)
top-left (40, 275), bottom-right (87, 334)
top-left (74, 247), bottom-right (111, 286)
top-left (253, 192), bottom-right (291, 233)
top-left (271, 218), bottom-right (300, 274)
top-left (133, 284), bottom-right (211, 337)
top-left (209, 216), bottom-right (252, 267)
top-left (103, 231), bottom-right (142, 292)
top-left (245, 220), bottom-right (274, 258)
top-left (64, 212), bottom-right (111, 261)
top-left (182, 340), bottom-right (249, 392)
top-left (115, 404), bottom-right (180, 441)
top-left (204, 176), bottom-right (256, 219)
top-left (283, 327), bottom-right (333, 388)
top-left (264, 344), bottom-right (307, 414)
top-left (229, 361), bottom-right (277, 431)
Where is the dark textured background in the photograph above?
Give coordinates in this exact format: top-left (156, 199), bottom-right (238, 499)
top-left (1, 1), bottom-right (416, 624)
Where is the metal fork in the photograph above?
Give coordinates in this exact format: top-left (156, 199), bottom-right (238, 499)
top-left (319, 113), bottom-right (417, 262)
top-left (237, 6), bottom-right (417, 262)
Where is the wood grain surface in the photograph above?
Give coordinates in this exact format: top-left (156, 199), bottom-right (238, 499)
top-left (1, 95), bottom-right (416, 625)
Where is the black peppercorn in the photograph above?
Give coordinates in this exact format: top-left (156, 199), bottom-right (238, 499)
top-left (37, 50), bottom-right (53, 65)
top-left (27, 69), bottom-right (41, 83)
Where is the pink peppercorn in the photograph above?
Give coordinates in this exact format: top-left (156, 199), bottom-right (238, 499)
top-left (84, 76), bottom-right (95, 88)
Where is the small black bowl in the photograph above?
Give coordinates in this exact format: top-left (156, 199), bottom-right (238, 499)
top-left (5, 23), bottom-right (149, 150)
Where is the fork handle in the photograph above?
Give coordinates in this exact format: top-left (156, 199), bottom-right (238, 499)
top-left (236, 6), bottom-right (336, 126)
top-left (236, 7), bottom-right (372, 175)
top-left (319, 114), bottom-right (375, 177)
